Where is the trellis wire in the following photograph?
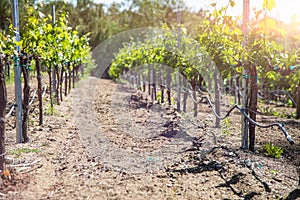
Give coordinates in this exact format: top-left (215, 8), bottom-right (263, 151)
top-left (28, 89), bottom-right (37, 106)
top-left (5, 104), bottom-right (16, 119)
top-left (176, 85), bottom-right (294, 145)
top-left (42, 84), bottom-right (48, 98)
top-left (5, 84), bottom-right (47, 119)
top-left (127, 74), bottom-right (294, 145)
top-left (201, 95), bottom-right (294, 145)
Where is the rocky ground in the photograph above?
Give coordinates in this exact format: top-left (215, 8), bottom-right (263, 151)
top-left (1, 76), bottom-right (300, 199)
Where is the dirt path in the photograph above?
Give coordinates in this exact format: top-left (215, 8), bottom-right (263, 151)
top-left (3, 76), bottom-right (299, 199)
top-left (75, 78), bottom-right (215, 174)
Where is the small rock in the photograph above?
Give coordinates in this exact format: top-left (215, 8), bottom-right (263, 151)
top-left (86, 174), bottom-right (93, 178)
top-left (170, 179), bottom-right (176, 183)
top-left (87, 157), bottom-right (95, 162)
top-left (157, 174), bottom-right (167, 178)
top-left (273, 177), bottom-right (283, 182)
top-left (47, 137), bottom-right (56, 142)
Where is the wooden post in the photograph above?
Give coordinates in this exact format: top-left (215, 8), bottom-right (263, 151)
top-left (214, 69), bottom-right (220, 128)
top-left (241, 0), bottom-right (250, 150)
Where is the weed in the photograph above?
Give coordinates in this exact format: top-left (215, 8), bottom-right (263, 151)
top-left (287, 99), bottom-right (293, 107)
top-left (157, 91), bottom-right (162, 103)
top-left (261, 106), bottom-right (280, 116)
top-left (41, 142), bottom-right (49, 147)
top-left (221, 118), bottom-right (232, 136)
top-left (5, 76), bottom-right (14, 86)
top-left (9, 148), bottom-right (41, 157)
top-left (171, 97), bottom-right (175, 105)
top-left (267, 169), bottom-right (279, 174)
top-left (260, 106), bottom-right (295, 119)
top-left (45, 102), bottom-right (60, 116)
top-left (263, 142), bottom-right (283, 159)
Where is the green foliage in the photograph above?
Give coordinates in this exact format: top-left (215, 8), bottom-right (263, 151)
top-left (45, 102), bottom-right (60, 116)
top-left (287, 99), bottom-right (293, 108)
top-left (260, 106), bottom-right (280, 116)
top-left (109, 25), bottom-right (212, 90)
top-left (9, 148), bottom-right (41, 157)
top-left (171, 97), bottom-right (175, 105)
top-left (263, 0), bottom-right (276, 11)
top-left (267, 169), bottom-right (279, 174)
top-left (260, 106), bottom-right (296, 119)
top-left (15, 5), bottom-right (92, 74)
top-left (263, 142), bottom-right (284, 159)
top-left (4, 75), bottom-right (14, 85)
top-left (221, 118), bottom-right (232, 136)
top-left (0, 29), bottom-right (15, 56)
top-left (157, 91), bottom-right (162, 103)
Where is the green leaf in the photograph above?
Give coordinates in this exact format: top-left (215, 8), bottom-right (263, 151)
top-left (263, 0), bottom-right (276, 11)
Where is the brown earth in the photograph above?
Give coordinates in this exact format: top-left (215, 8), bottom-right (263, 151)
top-left (1, 76), bottom-right (300, 199)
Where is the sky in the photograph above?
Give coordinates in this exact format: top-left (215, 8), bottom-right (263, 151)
top-left (94, 0), bottom-right (300, 24)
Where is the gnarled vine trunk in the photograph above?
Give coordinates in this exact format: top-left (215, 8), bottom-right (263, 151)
top-left (64, 65), bottom-right (68, 97)
top-left (148, 65), bottom-right (151, 96)
top-left (68, 64), bottom-right (71, 94)
top-left (158, 68), bottom-right (164, 104)
top-left (72, 66), bottom-right (75, 89)
top-left (21, 56), bottom-right (30, 142)
top-left (192, 76), bottom-right (198, 117)
top-left (55, 65), bottom-right (60, 105)
top-left (60, 65), bottom-right (64, 102)
top-left (5, 57), bottom-right (10, 77)
top-left (35, 56), bottom-right (43, 125)
top-left (248, 66), bottom-right (258, 151)
top-left (182, 74), bottom-right (188, 113)
top-left (142, 75), bottom-right (146, 92)
top-left (166, 68), bottom-right (172, 105)
top-left (296, 83), bottom-right (300, 119)
top-left (48, 68), bottom-right (54, 115)
top-left (0, 60), bottom-right (7, 171)
top-left (152, 67), bottom-right (156, 102)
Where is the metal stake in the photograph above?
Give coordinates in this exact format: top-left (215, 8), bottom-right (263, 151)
top-left (12, 0), bottom-right (22, 143)
top-left (176, 9), bottom-right (181, 112)
top-left (52, 5), bottom-right (57, 101)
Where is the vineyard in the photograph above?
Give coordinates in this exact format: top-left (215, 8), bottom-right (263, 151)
top-left (0, 2), bottom-right (91, 181)
top-left (0, 0), bottom-right (300, 199)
